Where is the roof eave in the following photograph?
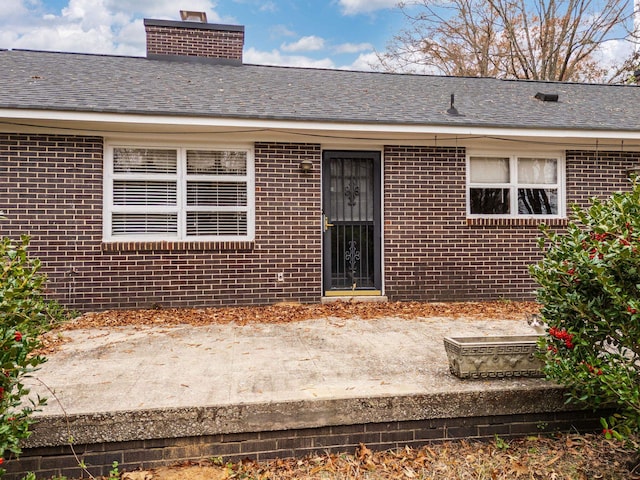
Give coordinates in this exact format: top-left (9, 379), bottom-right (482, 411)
top-left (1, 108), bottom-right (640, 147)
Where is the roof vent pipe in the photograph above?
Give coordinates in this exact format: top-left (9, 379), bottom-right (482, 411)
top-left (447, 93), bottom-right (461, 115)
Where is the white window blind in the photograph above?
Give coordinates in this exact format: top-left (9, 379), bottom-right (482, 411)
top-left (112, 213), bottom-right (178, 235)
top-left (467, 154), bottom-right (563, 218)
top-left (113, 181), bottom-right (177, 205)
top-left (105, 146), bottom-right (253, 241)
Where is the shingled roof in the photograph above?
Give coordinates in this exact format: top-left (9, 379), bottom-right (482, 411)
top-left (1, 48), bottom-right (639, 132)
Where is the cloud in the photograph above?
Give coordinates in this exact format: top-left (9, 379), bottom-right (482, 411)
top-left (333, 42), bottom-right (374, 54)
top-left (594, 38), bottom-right (635, 71)
top-left (341, 51), bottom-right (380, 71)
top-left (0, 0), bottom-right (221, 55)
top-left (105, 0), bottom-right (220, 21)
top-left (338, 0), bottom-right (399, 15)
top-left (244, 47), bottom-right (336, 69)
top-left (0, 0), bottom-right (386, 73)
top-left (269, 24), bottom-right (296, 38)
top-left (281, 35), bottom-right (325, 52)
top-left (112, 18), bottom-right (147, 56)
top-left (259, 1), bottom-right (277, 12)
top-left (244, 47), bottom-right (382, 72)
top-left (0, 0), bottom-right (31, 17)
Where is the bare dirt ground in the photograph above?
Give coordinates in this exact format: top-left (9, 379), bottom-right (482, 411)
top-left (49, 301), bottom-right (639, 479)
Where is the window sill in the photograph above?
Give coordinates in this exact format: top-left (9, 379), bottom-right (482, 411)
top-left (466, 217), bottom-right (569, 227)
top-left (101, 240), bottom-right (254, 252)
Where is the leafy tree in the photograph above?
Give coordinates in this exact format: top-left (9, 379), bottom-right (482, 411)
top-left (530, 182), bottom-right (640, 440)
top-left (378, 0), bottom-right (638, 83)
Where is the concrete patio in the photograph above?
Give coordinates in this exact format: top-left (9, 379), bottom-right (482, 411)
top-left (5, 315), bottom-right (605, 479)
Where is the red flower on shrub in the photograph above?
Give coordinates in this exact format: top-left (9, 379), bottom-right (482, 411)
top-left (14, 331), bottom-right (22, 342)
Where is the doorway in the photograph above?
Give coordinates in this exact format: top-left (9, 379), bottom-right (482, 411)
top-left (322, 150), bottom-right (382, 295)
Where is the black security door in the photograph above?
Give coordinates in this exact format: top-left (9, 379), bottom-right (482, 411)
top-left (322, 151), bottom-right (381, 294)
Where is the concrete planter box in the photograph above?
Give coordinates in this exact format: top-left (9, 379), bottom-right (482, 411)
top-left (443, 335), bottom-right (544, 379)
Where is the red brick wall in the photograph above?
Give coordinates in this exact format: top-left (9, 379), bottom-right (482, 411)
top-left (383, 146), bottom-right (640, 302)
top-left (254, 142), bottom-right (322, 303)
top-left (565, 150), bottom-right (637, 205)
top-left (144, 22), bottom-right (244, 61)
top-left (0, 133), bottom-right (104, 308)
top-left (2, 134), bottom-right (639, 310)
top-left (0, 135), bottom-right (321, 310)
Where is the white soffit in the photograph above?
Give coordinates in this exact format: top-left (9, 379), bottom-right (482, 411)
top-left (1, 109), bottom-right (640, 148)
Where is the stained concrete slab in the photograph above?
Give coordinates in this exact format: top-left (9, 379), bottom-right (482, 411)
top-left (24, 316), bottom-right (566, 447)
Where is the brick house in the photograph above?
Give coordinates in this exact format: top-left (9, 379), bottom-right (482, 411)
top-left (1, 15), bottom-right (639, 311)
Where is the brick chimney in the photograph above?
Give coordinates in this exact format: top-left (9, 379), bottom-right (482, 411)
top-left (143, 13), bottom-right (244, 65)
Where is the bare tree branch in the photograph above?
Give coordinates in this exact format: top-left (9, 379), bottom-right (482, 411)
top-left (376, 0), bottom-right (637, 83)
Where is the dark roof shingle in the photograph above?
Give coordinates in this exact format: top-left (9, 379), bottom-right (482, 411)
top-left (1, 49), bottom-right (639, 132)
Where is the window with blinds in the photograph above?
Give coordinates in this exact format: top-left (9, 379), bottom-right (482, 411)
top-left (105, 146), bottom-right (254, 241)
top-left (467, 153), bottom-right (564, 218)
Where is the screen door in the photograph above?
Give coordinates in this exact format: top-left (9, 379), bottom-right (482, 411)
top-left (322, 151), bottom-right (381, 294)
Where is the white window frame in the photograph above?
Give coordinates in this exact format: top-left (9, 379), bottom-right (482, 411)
top-left (466, 151), bottom-right (565, 219)
top-left (103, 143), bottom-right (255, 242)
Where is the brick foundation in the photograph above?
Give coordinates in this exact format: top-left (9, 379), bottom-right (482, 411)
top-left (3, 410), bottom-right (608, 479)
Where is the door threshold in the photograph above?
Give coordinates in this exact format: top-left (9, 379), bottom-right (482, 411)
top-left (321, 293), bottom-right (388, 304)
top-left (324, 290), bottom-right (382, 297)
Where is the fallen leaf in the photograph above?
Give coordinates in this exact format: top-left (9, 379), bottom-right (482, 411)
top-left (510, 460), bottom-right (529, 477)
top-left (356, 443), bottom-right (372, 462)
top-left (545, 453), bottom-right (563, 466)
top-left (403, 466), bottom-right (416, 477)
top-left (57, 301), bottom-right (541, 331)
top-left (121, 472), bottom-right (152, 480)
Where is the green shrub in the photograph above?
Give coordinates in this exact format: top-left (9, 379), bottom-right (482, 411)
top-left (530, 182), bottom-right (640, 440)
top-left (1, 236), bottom-right (65, 334)
top-left (0, 235), bottom-right (68, 475)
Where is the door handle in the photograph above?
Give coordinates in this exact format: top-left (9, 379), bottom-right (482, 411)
top-left (323, 215), bottom-right (334, 232)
